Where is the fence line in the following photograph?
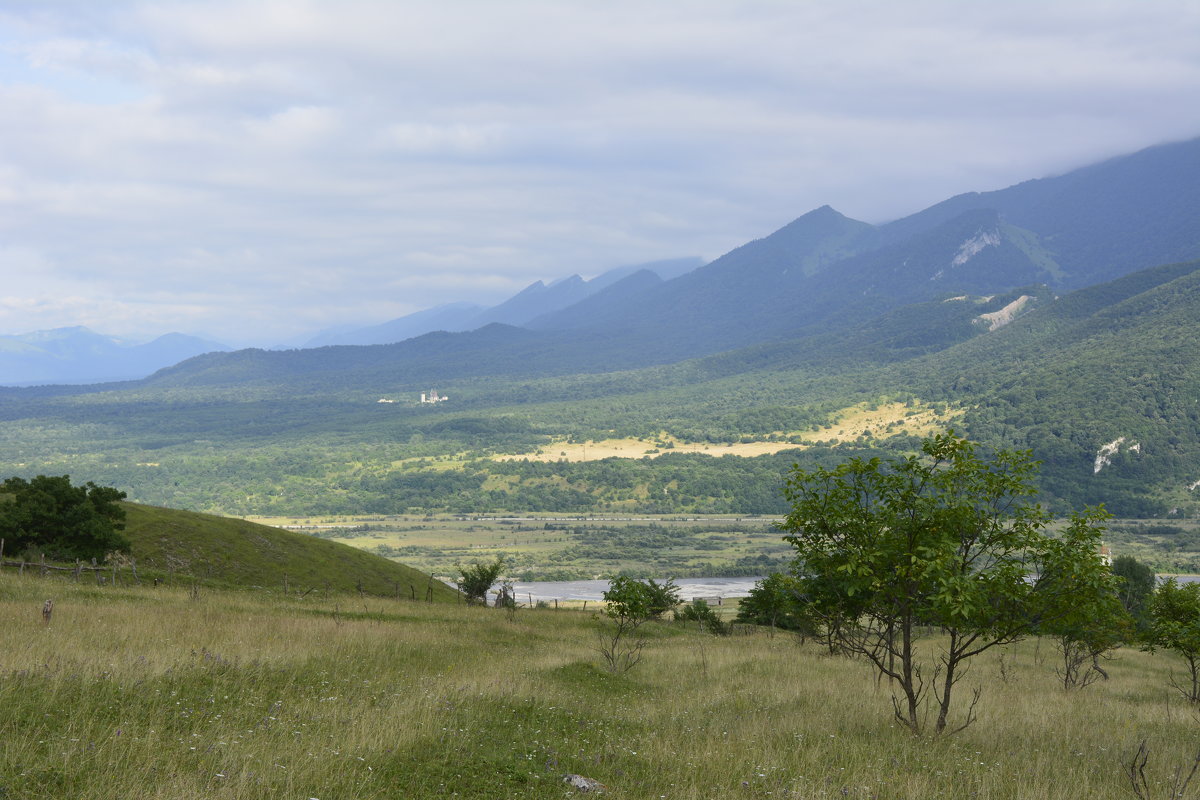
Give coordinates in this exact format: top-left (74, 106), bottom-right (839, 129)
top-left (0, 554), bottom-right (140, 584)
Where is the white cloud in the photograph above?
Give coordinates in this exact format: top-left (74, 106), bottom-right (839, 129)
top-left (0, 0), bottom-right (1198, 343)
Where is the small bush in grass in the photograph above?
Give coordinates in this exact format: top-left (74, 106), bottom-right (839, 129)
top-left (597, 576), bottom-right (680, 673)
top-left (675, 599), bottom-right (729, 635)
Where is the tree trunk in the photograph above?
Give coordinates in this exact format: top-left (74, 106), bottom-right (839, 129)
top-left (935, 653), bottom-right (958, 734)
top-left (899, 616), bottom-right (920, 733)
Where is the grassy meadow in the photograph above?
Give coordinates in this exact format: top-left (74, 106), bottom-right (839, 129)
top-left (3, 571), bottom-right (1199, 799)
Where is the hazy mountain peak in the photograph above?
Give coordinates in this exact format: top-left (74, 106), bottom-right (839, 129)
top-left (0, 327), bottom-right (229, 386)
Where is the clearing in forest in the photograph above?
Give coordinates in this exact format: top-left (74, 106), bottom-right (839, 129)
top-left (492, 400), bottom-right (959, 464)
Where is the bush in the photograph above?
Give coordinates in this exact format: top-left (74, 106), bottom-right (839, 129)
top-left (455, 557), bottom-right (505, 605)
top-left (675, 599), bottom-right (730, 635)
top-left (597, 577), bottom-right (681, 673)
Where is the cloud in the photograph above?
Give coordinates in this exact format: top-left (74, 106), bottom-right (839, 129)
top-left (0, 0), bottom-right (1199, 343)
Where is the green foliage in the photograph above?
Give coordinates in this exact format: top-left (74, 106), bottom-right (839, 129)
top-left (782, 432), bottom-right (1116, 734)
top-left (1112, 554), bottom-right (1156, 634)
top-left (0, 474), bottom-right (129, 562)
top-left (455, 557), bottom-right (505, 605)
top-left (602, 576), bottom-right (680, 622)
top-left (597, 577), bottom-right (681, 674)
top-left (674, 598), bottom-right (729, 635)
top-left (1146, 578), bottom-right (1200, 702)
top-left (1036, 514), bottom-right (1130, 688)
top-left (734, 572), bottom-right (818, 635)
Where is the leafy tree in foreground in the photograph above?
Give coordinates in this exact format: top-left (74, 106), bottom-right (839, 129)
top-left (1146, 578), bottom-right (1200, 702)
top-left (781, 432), bottom-right (1115, 735)
top-left (0, 475), bottom-right (129, 562)
top-left (455, 557), bottom-right (505, 605)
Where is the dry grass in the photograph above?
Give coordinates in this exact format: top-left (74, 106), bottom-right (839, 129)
top-left (2, 571), bottom-right (1197, 799)
top-left (489, 402), bottom-right (961, 465)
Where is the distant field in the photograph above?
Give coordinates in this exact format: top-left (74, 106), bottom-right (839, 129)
top-left (244, 513), bottom-right (792, 581)
top-left (491, 401), bottom-right (960, 464)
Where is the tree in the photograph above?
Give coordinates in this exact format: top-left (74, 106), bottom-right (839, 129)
top-left (734, 573), bottom-right (818, 638)
top-left (1146, 578), bottom-right (1200, 702)
top-left (455, 557), bottom-right (505, 605)
top-left (675, 598), bottom-right (730, 635)
top-left (0, 475), bottom-right (129, 562)
top-left (782, 433), bottom-right (1116, 735)
top-left (597, 576), bottom-right (680, 673)
top-left (1036, 516), bottom-right (1130, 690)
top-left (1112, 555), bottom-right (1156, 635)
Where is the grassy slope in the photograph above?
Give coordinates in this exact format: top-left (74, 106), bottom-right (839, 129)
top-left (120, 502), bottom-right (459, 601)
top-left (0, 573), bottom-right (1193, 799)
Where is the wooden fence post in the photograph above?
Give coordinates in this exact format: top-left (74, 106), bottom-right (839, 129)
top-left (0, 538), bottom-right (5, 570)
top-left (42, 599), bottom-right (53, 626)
top-left (40, 553), bottom-right (47, 577)
top-left (92, 558), bottom-right (100, 585)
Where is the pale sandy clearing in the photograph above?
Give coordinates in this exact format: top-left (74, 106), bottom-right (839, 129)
top-left (493, 401), bottom-right (960, 463)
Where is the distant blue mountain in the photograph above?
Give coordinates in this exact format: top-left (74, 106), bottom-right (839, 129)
top-left (303, 302), bottom-right (485, 348)
top-left (304, 257), bottom-right (705, 347)
top-left (0, 327), bottom-right (230, 386)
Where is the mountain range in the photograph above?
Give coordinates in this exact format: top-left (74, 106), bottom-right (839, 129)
top-left (4, 135), bottom-right (1200, 518)
top-left (134, 135), bottom-right (1200, 388)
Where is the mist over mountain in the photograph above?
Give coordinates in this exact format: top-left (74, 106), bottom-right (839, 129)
top-left (0, 327), bottom-right (230, 387)
top-left (304, 257), bottom-right (705, 348)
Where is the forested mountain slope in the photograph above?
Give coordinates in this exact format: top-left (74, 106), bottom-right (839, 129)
top-left (890, 259), bottom-right (1200, 515)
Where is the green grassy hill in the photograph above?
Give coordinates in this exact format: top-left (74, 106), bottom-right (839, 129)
top-left (119, 502), bottom-right (459, 600)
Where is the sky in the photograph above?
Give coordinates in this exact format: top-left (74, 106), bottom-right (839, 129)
top-left (2, 1), bottom-right (1200, 347)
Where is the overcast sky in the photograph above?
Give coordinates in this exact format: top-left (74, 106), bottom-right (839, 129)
top-left (2, 0), bottom-right (1199, 346)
